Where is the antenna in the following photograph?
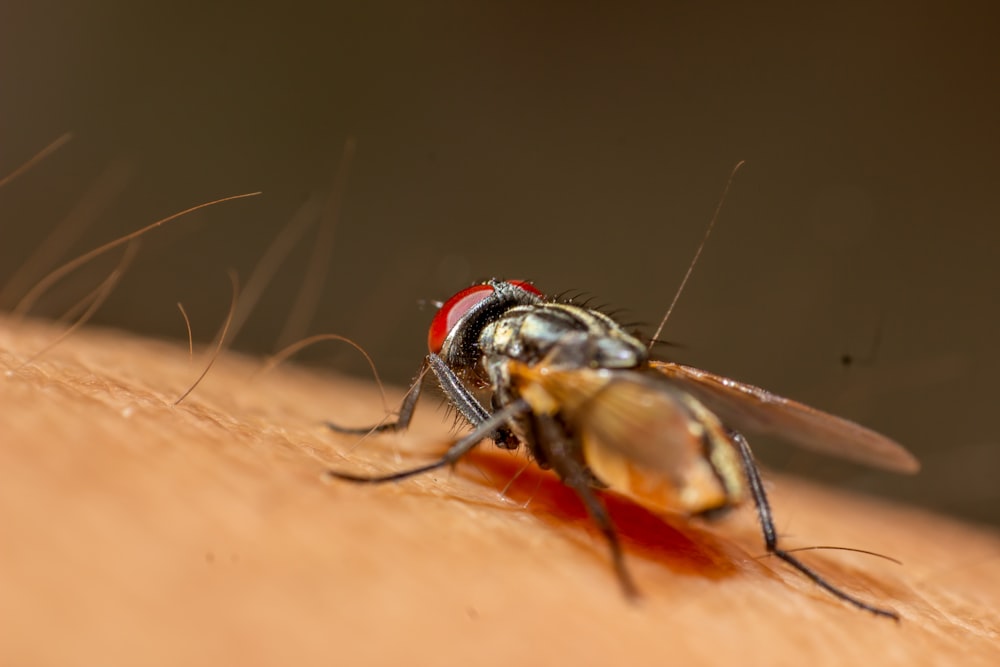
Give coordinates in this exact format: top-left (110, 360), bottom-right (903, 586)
top-left (648, 160), bottom-right (745, 349)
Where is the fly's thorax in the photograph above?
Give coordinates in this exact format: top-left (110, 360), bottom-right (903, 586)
top-left (479, 303), bottom-right (648, 372)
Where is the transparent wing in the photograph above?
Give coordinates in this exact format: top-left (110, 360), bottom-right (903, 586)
top-left (651, 361), bottom-right (919, 474)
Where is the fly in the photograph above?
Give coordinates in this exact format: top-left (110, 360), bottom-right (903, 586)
top-left (324, 278), bottom-right (918, 620)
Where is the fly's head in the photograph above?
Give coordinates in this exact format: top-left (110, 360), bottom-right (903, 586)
top-left (428, 279), bottom-right (544, 382)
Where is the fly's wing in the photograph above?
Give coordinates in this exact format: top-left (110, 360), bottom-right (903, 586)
top-left (652, 361), bottom-right (919, 473)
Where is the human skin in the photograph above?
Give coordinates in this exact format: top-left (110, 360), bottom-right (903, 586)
top-left (1, 317), bottom-right (998, 666)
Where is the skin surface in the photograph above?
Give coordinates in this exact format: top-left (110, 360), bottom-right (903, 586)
top-left (1, 317), bottom-right (998, 666)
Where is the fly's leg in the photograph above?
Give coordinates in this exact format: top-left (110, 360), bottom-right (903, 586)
top-left (425, 354), bottom-right (490, 427)
top-left (533, 413), bottom-right (639, 600)
top-left (326, 354), bottom-right (517, 446)
top-left (325, 400), bottom-right (531, 483)
top-left (326, 357), bottom-right (431, 435)
top-left (730, 430), bottom-right (899, 620)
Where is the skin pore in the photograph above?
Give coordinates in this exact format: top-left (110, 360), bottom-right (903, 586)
top-left (1, 316), bottom-right (998, 666)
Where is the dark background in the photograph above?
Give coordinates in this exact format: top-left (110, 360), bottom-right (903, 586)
top-left (2, 2), bottom-right (997, 524)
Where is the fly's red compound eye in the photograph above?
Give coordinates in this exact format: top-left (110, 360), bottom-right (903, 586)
top-left (427, 280), bottom-right (544, 353)
top-left (428, 284), bottom-right (496, 353)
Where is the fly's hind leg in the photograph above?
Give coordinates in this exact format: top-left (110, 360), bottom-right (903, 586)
top-left (730, 430), bottom-right (899, 620)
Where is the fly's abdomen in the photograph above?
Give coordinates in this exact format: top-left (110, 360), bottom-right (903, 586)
top-left (510, 361), bottom-right (745, 515)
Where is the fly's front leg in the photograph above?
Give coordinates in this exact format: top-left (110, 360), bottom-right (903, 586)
top-left (425, 354), bottom-right (489, 426)
top-left (326, 354), bottom-right (516, 446)
top-left (425, 355), bottom-right (517, 447)
top-left (325, 357), bottom-right (431, 435)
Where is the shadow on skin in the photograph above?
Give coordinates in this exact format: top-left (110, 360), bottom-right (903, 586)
top-left (464, 448), bottom-right (744, 579)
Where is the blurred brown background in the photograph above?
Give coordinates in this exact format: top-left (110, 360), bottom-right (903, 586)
top-left (1, 2), bottom-right (997, 524)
